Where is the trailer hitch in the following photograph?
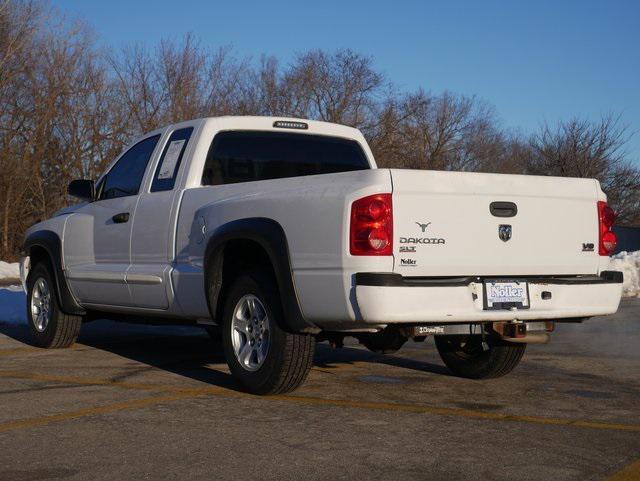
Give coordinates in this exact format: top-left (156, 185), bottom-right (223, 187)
top-left (491, 321), bottom-right (553, 344)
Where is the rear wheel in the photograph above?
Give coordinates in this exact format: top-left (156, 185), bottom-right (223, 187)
top-left (434, 334), bottom-right (525, 379)
top-left (221, 271), bottom-right (315, 395)
top-left (26, 262), bottom-right (82, 348)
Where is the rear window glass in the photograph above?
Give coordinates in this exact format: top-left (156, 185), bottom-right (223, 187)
top-left (201, 131), bottom-right (369, 186)
top-left (151, 127), bottom-right (193, 192)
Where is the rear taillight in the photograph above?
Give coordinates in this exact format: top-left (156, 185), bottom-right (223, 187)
top-left (597, 201), bottom-right (617, 256)
top-left (350, 193), bottom-right (393, 256)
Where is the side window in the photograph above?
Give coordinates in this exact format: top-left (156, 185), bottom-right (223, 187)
top-left (151, 127), bottom-right (193, 192)
top-left (201, 131), bottom-right (369, 186)
top-left (99, 135), bottom-right (161, 200)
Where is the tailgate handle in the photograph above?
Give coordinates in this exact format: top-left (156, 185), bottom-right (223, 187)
top-left (490, 201), bottom-right (517, 218)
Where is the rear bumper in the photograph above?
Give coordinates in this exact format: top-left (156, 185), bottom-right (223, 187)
top-left (354, 272), bottom-right (623, 324)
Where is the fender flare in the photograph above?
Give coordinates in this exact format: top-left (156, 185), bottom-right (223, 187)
top-left (23, 230), bottom-right (85, 316)
top-left (203, 218), bottom-right (318, 334)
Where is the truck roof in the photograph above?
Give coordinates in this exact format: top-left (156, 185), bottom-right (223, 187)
top-left (193, 115), bottom-right (364, 139)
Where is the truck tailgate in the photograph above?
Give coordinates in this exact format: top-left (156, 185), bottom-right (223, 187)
top-left (390, 169), bottom-right (602, 277)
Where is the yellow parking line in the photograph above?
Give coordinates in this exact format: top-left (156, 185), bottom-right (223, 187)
top-left (0, 347), bottom-right (39, 357)
top-left (0, 370), bottom-right (175, 392)
top-left (606, 459), bottom-right (640, 481)
top-left (314, 361), bottom-right (368, 371)
top-left (312, 362), bottom-right (367, 374)
top-left (0, 345), bottom-right (84, 357)
top-left (0, 370), bottom-right (232, 396)
top-left (0, 392), bottom-right (203, 434)
top-left (1, 370), bottom-right (639, 434)
top-left (271, 394), bottom-right (640, 433)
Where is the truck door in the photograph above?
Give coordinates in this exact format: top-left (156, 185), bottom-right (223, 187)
top-left (129, 126), bottom-right (195, 309)
top-left (64, 134), bottom-right (161, 307)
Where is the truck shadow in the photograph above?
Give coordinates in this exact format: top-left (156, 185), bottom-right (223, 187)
top-left (0, 319), bottom-right (450, 392)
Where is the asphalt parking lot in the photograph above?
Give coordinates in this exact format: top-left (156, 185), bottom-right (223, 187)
top-left (0, 293), bottom-right (638, 481)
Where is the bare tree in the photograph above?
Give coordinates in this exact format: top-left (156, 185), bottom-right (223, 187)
top-left (374, 90), bottom-right (498, 171)
top-left (287, 49), bottom-right (384, 128)
top-left (0, 1), bottom-right (121, 258)
top-left (527, 116), bottom-right (640, 225)
top-left (0, 0), bottom-right (44, 257)
top-left (108, 44), bottom-right (165, 134)
top-left (0, 6), bottom-right (639, 259)
top-left (528, 116), bottom-right (628, 177)
top-left (156, 33), bottom-right (207, 122)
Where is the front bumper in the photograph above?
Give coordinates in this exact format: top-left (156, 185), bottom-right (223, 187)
top-left (355, 272), bottom-right (623, 324)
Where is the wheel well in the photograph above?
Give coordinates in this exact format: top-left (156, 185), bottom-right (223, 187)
top-left (202, 217), bottom-right (318, 333)
top-left (209, 239), bottom-right (277, 322)
top-left (23, 231), bottom-right (86, 316)
top-left (224, 239), bottom-right (274, 275)
top-left (29, 245), bottom-right (53, 273)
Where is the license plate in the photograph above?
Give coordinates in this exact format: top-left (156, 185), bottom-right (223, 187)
top-left (483, 280), bottom-right (529, 310)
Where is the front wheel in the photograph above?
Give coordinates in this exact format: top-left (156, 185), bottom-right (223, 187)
top-left (434, 334), bottom-right (525, 379)
top-left (26, 262), bottom-right (82, 348)
top-left (221, 271), bottom-right (315, 395)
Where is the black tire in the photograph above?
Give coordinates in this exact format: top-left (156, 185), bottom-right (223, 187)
top-left (221, 271), bottom-right (315, 395)
top-left (434, 334), bottom-right (525, 379)
top-left (26, 262), bottom-right (82, 348)
top-left (359, 329), bottom-right (407, 354)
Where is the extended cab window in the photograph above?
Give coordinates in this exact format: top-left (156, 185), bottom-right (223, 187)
top-left (151, 127), bottom-right (193, 192)
top-left (201, 131), bottom-right (369, 186)
top-left (99, 135), bottom-right (161, 200)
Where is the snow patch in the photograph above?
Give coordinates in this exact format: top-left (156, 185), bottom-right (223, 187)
top-left (0, 286), bottom-right (26, 325)
top-left (609, 251), bottom-right (640, 298)
top-left (0, 261), bottom-right (19, 279)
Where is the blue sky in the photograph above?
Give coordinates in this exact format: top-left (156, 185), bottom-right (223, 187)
top-left (53, 0), bottom-right (640, 164)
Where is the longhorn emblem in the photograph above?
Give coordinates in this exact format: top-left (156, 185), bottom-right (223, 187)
top-left (415, 222), bottom-right (431, 232)
top-left (499, 224), bottom-right (512, 242)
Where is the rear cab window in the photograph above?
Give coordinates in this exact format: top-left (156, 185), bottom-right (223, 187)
top-left (201, 131), bottom-right (370, 186)
top-left (151, 127), bottom-right (194, 192)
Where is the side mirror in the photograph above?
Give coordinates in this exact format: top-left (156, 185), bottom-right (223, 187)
top-left (68, 179), bottom-right (95, 201)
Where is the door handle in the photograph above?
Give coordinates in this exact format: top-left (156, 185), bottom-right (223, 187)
top-left (112, 212), bottom-right (130, 223)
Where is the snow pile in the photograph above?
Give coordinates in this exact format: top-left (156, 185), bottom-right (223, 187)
top-left (609, 251), bottom-right (640, 298)
top-left (0, 261), bottom-right (19, 279)
top-left (0, 260), bottom-right (26, 325)
top-left (0, 286), bottom-right (26, 325)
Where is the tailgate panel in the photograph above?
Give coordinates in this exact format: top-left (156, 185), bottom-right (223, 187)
top-left (391, 169), bottom-right (601, 277)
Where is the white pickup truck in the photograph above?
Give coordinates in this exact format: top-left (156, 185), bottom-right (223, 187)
top-left (21, 116), bottom-right (623, 394)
